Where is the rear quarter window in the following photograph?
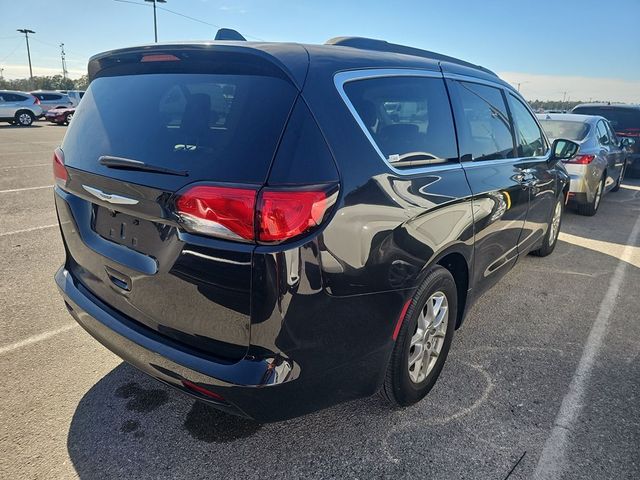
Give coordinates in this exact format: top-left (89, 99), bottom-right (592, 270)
top-left (342, 76), bottom-right (458, 169)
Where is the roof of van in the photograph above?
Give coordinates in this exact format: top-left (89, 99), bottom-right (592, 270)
top-left (88, 39), bottom-right (514, 92)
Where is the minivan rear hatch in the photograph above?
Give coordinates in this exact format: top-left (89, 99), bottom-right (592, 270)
top-left (56, 45), bottom-right (303, 360)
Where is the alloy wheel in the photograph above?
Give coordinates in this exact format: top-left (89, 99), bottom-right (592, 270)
top-left (18, 113), bottom-right (32, 126)
top-left (548, 199), bottom-right (562, 244)
top-left (408, 291), bottom-right (449, 384)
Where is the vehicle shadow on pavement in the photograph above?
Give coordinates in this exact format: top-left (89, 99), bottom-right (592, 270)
top-left (558, 177), bottom-right (640, 254)
top-left (66, 347), bottom-right (546, 479)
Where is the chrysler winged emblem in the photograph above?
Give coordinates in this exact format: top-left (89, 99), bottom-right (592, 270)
top-left (82, 185), bottom-right (139, 205)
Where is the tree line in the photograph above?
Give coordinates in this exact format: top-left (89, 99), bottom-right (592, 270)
top-left (0, 75), bottom-right (89, 92)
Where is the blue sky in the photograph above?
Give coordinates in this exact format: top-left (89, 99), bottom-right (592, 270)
top-left (1, 0), bottom-right (639, 101)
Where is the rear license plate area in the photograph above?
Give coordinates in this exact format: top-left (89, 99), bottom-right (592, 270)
top-left (93, 206), bottom-right (165, 253)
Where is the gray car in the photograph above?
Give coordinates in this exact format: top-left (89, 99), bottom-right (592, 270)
top-left (537, 113), bottom-right (627, 216)
top-left (30, 91), bottom-right (73, 112)
top-left (0, 90), bottom-right (44, 126)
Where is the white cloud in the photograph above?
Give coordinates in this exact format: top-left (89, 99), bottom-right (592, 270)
top-left (499, 71), bottom-right (640, 104)
top-left (2, 63), bottom-right (85, 80)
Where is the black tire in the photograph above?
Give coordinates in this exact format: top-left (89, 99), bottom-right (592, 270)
top-left (531, 195), bottom-right (564, 257)
top-left (611, 164), bottom-right (625, 192)
top-left (577, 175), bottom-right (604, 216)
top-left (381, 265), bottom-right (457, 407)
top-left (64, 112), bottom-right (73, 125)
top-left (14, 110), bottom-right (34, 127)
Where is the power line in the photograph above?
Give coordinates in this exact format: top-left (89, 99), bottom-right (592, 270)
top-left (28, 37), bottom-right (88, 61)
top-left (112, 0), bottom-right (264, 41)
top-left (0, 39), bottom-right (23, 63)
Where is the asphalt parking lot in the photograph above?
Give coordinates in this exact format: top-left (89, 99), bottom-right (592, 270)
top-left (0, 123), bottom-right (638, 479)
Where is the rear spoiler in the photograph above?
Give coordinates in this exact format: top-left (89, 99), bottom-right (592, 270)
top-left (87, 43), bottom-right (309, 89)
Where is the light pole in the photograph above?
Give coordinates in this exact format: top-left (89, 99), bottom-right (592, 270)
top-left (17, 28), bottom-right (35, 81)
top-left (60, 43), bottom-right (68, 79)
top-left (144, 0), bottom-right (167, 43)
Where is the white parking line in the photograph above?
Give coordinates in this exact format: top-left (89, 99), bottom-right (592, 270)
top-left (0, 150), bottom-right (53, 155)
top-left (0, 185), bottom-right (52, 194)
top-left (0, 163), bottom-right (49, 169)
top-left (0, 324), bottom-right (78, 356)
top-left (0, 224), bottom-right (58, 237)
top-left (533, 213), bottom-right (640, 479)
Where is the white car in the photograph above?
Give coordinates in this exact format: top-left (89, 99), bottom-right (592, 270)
top-left (0, 90), bottom-right (44, 126)
top-left (29, 90), bottom-right (73, 112)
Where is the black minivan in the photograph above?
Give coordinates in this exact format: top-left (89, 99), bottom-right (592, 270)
top-left (54, 36), bottom-right (575, 421)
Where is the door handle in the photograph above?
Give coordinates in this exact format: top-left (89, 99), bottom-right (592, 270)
top-left (515, 172), bottom-right (537, 188)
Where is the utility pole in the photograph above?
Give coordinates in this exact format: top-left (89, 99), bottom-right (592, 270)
top-left (0, 67), bottom-right (4, 81)
top-left (144, 0), bottom-right (167, 43)
top-left (562, 91), bottom-right (567, 103)
top-left (17, 28), bottom-right (35, 81)
top-left (60, 43), bottom-right (68, 78)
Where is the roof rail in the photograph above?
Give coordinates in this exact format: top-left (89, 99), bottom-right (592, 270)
top-left (325, 36), bottom-right (497, 77)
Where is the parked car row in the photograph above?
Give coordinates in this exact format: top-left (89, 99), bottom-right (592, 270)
top-left (0, 89), bottom-right (84, 126)
top-left (538, 111), bottom-right (636, 215)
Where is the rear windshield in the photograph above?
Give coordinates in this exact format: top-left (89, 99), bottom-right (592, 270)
top-left (572, 107), bottom-right (640, 133)
top-left (62, 73), bottom-right (297, 184)
top-left (539, 120), bottom-right (590, 141)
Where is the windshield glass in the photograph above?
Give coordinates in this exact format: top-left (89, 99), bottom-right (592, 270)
top-left (539, 120), bottom-right (590, 141)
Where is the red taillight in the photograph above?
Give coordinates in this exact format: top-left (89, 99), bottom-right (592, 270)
top-left (175, 185), bottom-right (337, 243)
top-left (33, 96), bottom-right (40, 105)
top-left (258, 190), bottom-right (330, 242)
top-left (175, 185), bottom-right (257, 241)
top-left (565, 154), bottom-right (595, 165)
top-left (53, 148), bottom-right (67, 186)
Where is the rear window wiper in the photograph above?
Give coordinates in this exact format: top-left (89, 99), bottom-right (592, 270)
top-left (99, 156), bottom-right (188, 177)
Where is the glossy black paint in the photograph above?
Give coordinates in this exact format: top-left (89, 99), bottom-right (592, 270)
top-left (55, 41), bottom-right (568, 422)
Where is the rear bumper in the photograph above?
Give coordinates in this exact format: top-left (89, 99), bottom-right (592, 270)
top-left (567, 172), bottom-right (589, 194)
top-left (56, 266), bottom-right (392, 422)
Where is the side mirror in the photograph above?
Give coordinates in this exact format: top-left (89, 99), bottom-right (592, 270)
top-left (550, 138), bottom-right (580, 161)
top-left (621, 137), bottom-right (635, 148)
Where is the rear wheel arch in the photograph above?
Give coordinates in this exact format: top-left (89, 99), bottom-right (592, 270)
top-left (435, 251), bottom-right (469, 329)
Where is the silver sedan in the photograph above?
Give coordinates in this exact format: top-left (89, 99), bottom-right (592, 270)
top-left (538, 113), bottom-right (627, 216)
